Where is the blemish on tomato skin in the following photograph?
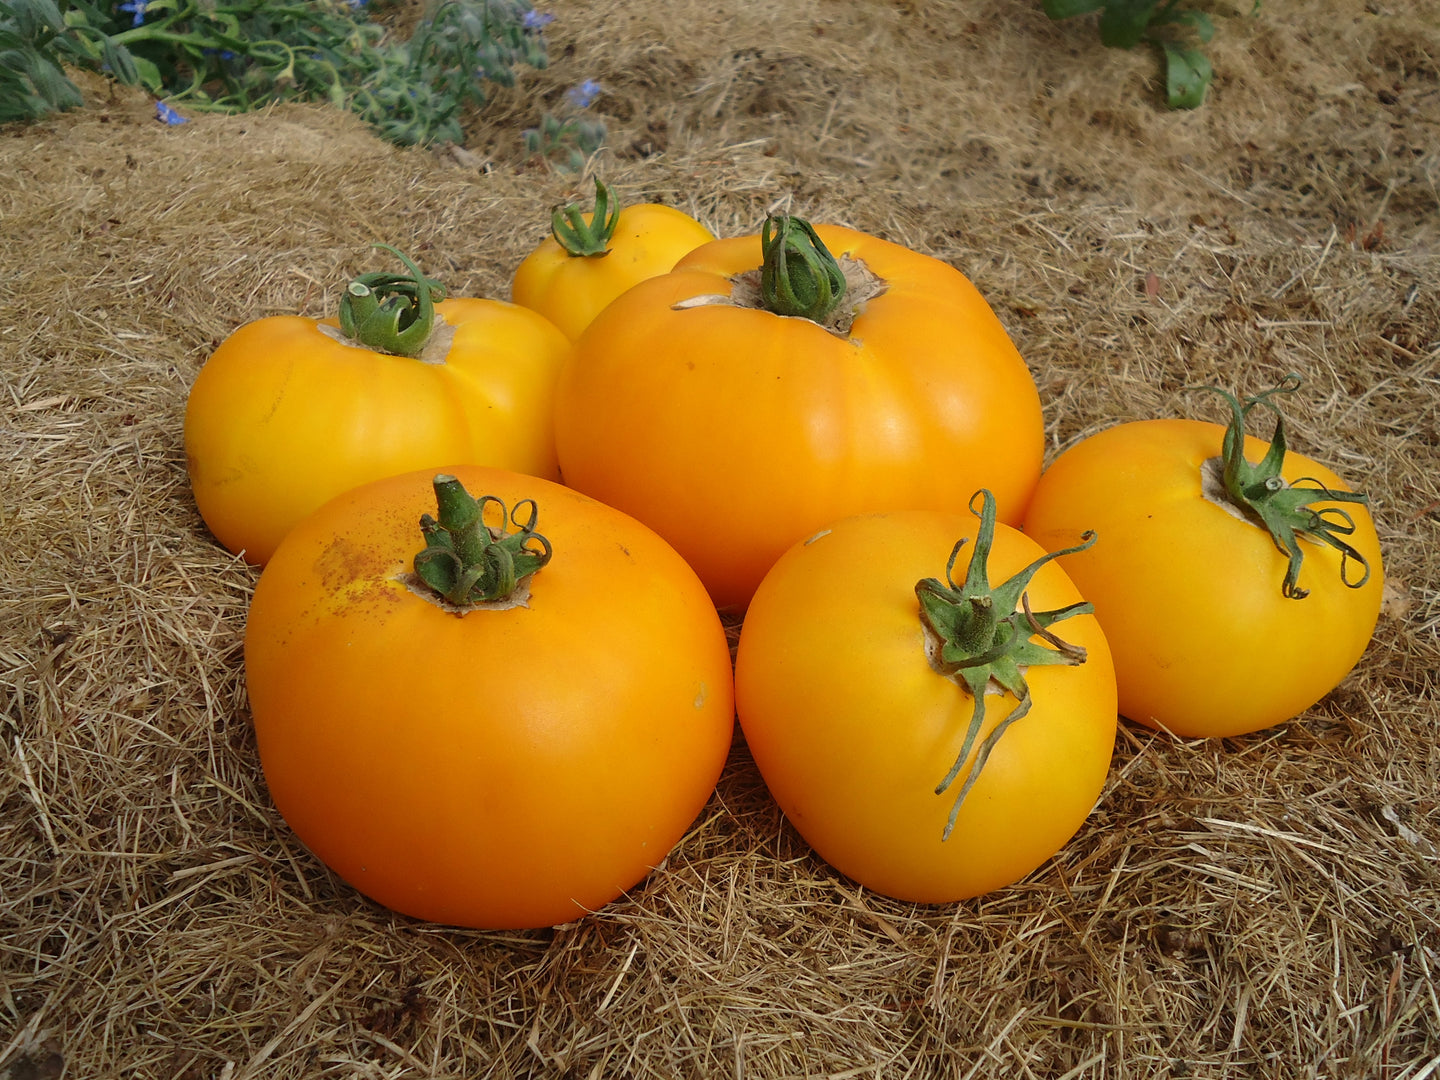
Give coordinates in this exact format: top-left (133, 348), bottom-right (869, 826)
top-left (694, 682), bottom-right (708, 708)
top-left (803, 529), bottom-right (832, 545)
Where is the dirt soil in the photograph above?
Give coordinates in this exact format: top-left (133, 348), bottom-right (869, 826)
top-left (2, 1), bottom-right (1439, 1077)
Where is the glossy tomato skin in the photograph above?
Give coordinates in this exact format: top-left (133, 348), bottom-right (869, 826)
top-left (554, 225), bottom-right (1045, 611)
top-left (734, 510), bottom-right (1116, 904)
top-left (244, 464), bottom-right (735, 930)
top-left (185, 297), bottom-right (570, 565)
top-left (511, 203), bottom-right (714, 342)
top-left (1021, 418), bottom-right (1384, 739)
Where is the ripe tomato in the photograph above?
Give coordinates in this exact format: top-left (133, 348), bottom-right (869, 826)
top-left (511, 178), bottom-right (714, 342)
top-left (244, 464), bottom-right (735, 930)
top-left (734, 494), bottom-right (1116, 903)
top-left (185, 248), bottom-right (570, 565)
top-left (555, 216), bottom-right (1045, 611)
top-left (1021, 377), bottom-right (1384, 739)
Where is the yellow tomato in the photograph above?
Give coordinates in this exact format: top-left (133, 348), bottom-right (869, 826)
top-left (511, 178), bottom-right (714, 342)
top-left (185, 252), bottom-right (570, 565)
top-left (1022, 381), bottom-right (1383, 739)
top-left (244, 465), bottom-right (736, 930)
top-left (555, 217), bottom-right (1046, 611)
top-left (735, 499), bottom-right (1116, 903)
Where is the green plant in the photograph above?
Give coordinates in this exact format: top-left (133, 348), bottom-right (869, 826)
top-left (0, 0), bottom-right (554, 146)
top-left (1041, 0), bottom-right (1255, 109)
top-left (522, 76), bottom-right (605, 171)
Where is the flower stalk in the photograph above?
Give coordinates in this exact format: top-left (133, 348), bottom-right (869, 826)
top-left (337, 244), bottom-right (447, 358)
top-left (1198, 374), bottom-right (1372, 600)
top-left (413, 477), bottom-right (553, 606)
top-left (550, 177), bottom-right (620, 257)
top-left (915, 490), bottom-right (1097, 840)
top-left (759, 215), bottom-right (847, 323)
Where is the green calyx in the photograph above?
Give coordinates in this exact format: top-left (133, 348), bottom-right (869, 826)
top-left (413, 476), bottom-right (553, 606)
top-left (759, 214), bottom-right (846, 323)
top-left (916, 490), bottom-right (1097, 841)
top-left (551, 177), bottom-right (621, 257)
top-left (1200, 374), bottom-right (1372, 600)
top-left (337, 243), bottom-right (447, 358)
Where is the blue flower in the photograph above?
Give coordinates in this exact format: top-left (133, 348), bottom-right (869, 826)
top-left (522, 10), bottom-right (553, 29)
top-left (155, 100), bottom-right (188, 125)
top-left (565, 79), bottom-right (601, 109)
top-left (118, 0), bottom-right (146, 27)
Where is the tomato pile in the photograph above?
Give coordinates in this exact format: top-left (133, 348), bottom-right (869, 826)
top-left (183, 183), bottom-right (1385, 927)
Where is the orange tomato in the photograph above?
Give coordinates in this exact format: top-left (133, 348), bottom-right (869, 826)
top-left (244, 465), bottom-right (735, 930)
top-left (735, 499), bottom-right (1116, 903)
top-left (185, 268), bottom-right (570, 565)
top-left (511, 179), bottom-right (714, 342)
top-left (554, 219), bottom-right (1045, 611)
top-left (1021, 383), bottom-right (1383, 739)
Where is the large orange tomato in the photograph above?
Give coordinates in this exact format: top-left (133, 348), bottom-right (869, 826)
top-left (734, 493), bottom-right (1116, 903)
top-left (555, 216), bottom-right (1046, 611)
top-left (244, 465), bottom-right (735, 930)
top-left (511, 178), bottom-right (715, 342)
top-left (1021, 376), bottom-right (1383, 739)
top-left (185, 248), bottom-right (570, 565)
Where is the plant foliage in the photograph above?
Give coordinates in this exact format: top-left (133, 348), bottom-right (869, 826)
top-left (1041, 0), bottom-right (1254, 109)
top-left (0, 0), bottom-right (558, 146)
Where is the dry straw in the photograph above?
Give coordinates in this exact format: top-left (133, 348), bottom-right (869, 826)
top-left (2, 0), bottom-right (1438, 1076)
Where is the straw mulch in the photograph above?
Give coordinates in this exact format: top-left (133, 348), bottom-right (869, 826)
top-left (2, 1), bottom-right (1438, 1076)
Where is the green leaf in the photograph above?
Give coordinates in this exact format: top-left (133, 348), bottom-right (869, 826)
top-left (27, 51), bottom-right (79, 106)
top-left (0, 28), bottom-right (82, 113)
top-left (1041, 0), bottom-right (1106, 18)
top-left (1097, 0), bottom-right (1158, 49)
top-left (10, 0), bottom-right (67, 36)
top-left (100, 36), bottom-right (138, 85)
top-left (131, 53), bottom-right (161, 93)
top-left (1157, 7), bottom-right (1215, 41)
top-left (1161, 40), bottom-right (1212, 108)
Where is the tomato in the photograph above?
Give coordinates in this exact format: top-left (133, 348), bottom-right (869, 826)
top-left (734, 492), bottom-right (1116, 903)
top-left (1021, 376), bottom-right (1384, 739)
top-left (185, 247), bottom-right (570, 565)
top-left (511, 178), bottom-right (715, 342)
top-left (244, 464), bottom-right (735, 930)
top-left (555, 215), bottom-right (1046, 611)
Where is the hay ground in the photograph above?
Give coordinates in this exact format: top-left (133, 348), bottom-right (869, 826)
top-left (2, 0), bottom-right (1439, 1077)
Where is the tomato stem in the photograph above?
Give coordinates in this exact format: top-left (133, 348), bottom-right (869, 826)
top-left (338, 244), bottom-right (447, 358)
top-left (1199, 374), bottom-right (1372, 600)
top-left (915, 490), bottom-right (1097, 841)
top-left (759, 215), bottom-right (846, 322)
top-left (413, 476), bottom-right (553, 605)
top-left (550, 177), bottom-right (621, 257)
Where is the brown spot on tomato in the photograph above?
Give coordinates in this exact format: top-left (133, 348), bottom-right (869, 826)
top-left (313, 535), bottom-right (389, 592)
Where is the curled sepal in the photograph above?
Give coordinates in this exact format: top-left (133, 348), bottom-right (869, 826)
top-left (551, 177), bottom-right (621, 257)
top-left (413, 476), bottom-right (553, 606)
top-left (337, 243), bottom-right (448, 358)
top-left (759, 214), bottom-right (846, 322)
top-left (915, 490), bottom-right (1097, 840)
top-left (1201, 373), bottom-right (1372, 600)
